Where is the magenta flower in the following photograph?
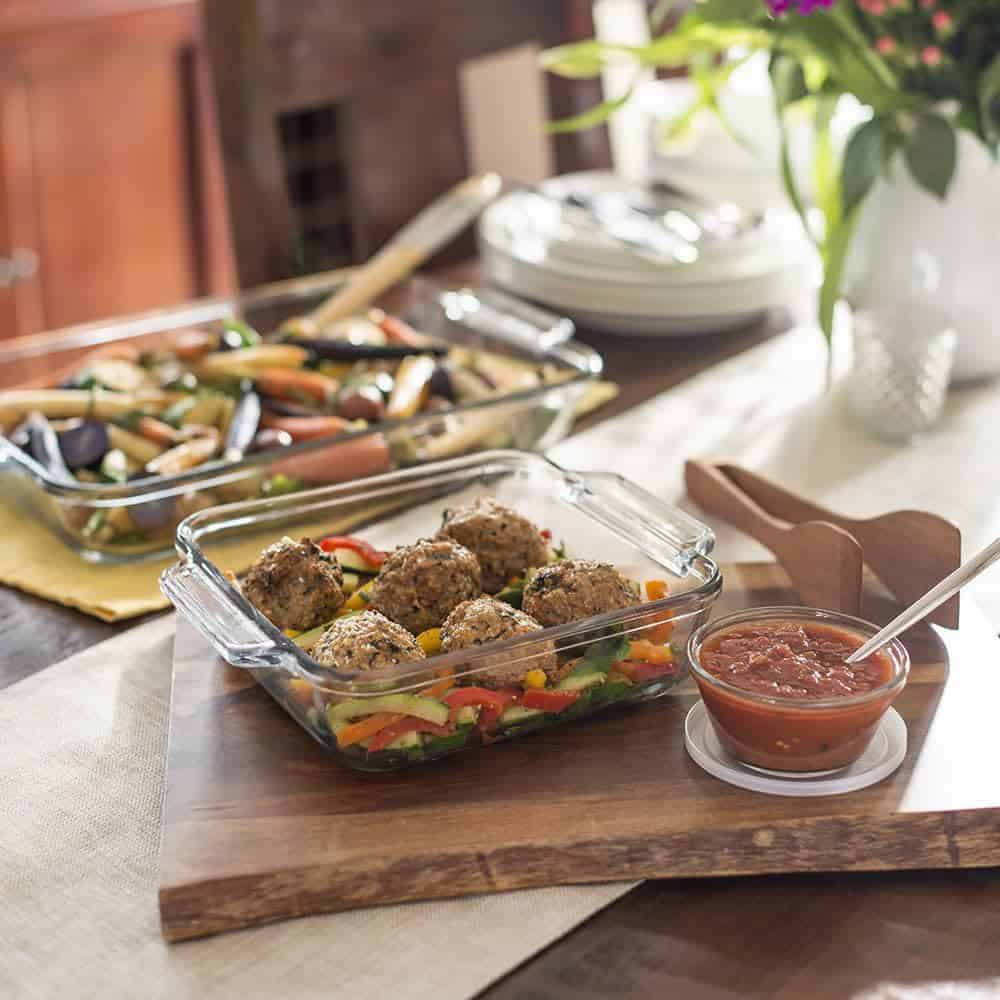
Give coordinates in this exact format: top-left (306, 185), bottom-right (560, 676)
top-left (767, 0), bottom-right (833, 14)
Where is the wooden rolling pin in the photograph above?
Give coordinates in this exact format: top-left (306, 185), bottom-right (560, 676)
top-left (284, 173), bottom-right (502, 337)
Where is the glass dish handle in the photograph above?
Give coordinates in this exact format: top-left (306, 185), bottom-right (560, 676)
top-left (160, 561), bottom-right (276, 667)
top-left (564, 471), bottom-right (715, 576)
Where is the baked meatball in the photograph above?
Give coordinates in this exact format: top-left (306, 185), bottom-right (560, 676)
top-left (311, 611), bottom-right (425, 672)
top-left (241, 536), bottom-right (345, 631)
top-left (441, 596), bottom-right (560, 688)
top-left (522, 559), bottom-right (640, 627)
top-left (437, 497), bottom-right (549, 593)
top-left (369, 538), bottom-right (482, 634)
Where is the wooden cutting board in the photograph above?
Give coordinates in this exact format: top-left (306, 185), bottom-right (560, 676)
top-left (159, 563), bottom-right (1000, 942)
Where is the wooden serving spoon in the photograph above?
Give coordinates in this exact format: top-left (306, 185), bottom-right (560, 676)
top-left (684, 459), bottom-right (864, 615)
top-left (718, 464), bottom-right (961, 628)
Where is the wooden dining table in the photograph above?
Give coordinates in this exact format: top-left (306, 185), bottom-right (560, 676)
top-left (3, 289), bottom-right (999, 1000)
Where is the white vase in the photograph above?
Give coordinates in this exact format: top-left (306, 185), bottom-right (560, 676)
top-left (844, 130), bottom-right (1000, 381)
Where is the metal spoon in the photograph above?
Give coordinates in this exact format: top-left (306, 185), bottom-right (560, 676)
top-left (846, 537), bottom-right (1000, 663)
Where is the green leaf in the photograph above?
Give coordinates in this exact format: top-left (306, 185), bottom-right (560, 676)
top-left (694, 0), bottom-right (761, 21)
top-left (979, 53), bottom-right (1000, 145)
top-left (650, 0), bottom-right (678, 30)
top-left (840, 117), bottom-right (883, 219)
top-left (545, 86), bottom-right (634, 134)
top-left (904, 114), bottom-right (957, 199)
top-left (818, 207), bottom-right (860, 343)
top-left (770, 53), bottom-right (808, 109)
top-left (570, 634), bottom-right (632, 677)
top-left (813, 96), bottom-right (840, 229)
top-left (540, 41), bottom-right (637, 80)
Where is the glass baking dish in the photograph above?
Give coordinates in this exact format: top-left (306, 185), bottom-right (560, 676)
top-left (161, 450), bottom-right (722, 771)
top-left (0, 273), bottom-right (600, 563)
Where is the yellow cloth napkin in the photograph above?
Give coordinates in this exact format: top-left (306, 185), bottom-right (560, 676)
top-left (0, 381), bottom-right (618, 622)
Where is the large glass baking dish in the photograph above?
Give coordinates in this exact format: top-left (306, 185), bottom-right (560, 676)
top-left (0, 273), bottom-right (600, 563)
top-left (161, 450), bottom-right (722, 771)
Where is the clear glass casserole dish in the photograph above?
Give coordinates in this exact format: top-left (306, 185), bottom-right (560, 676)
top-left (0, 273), bottom-right (600, 563)
top-left (161, 450), bottom-right (722, 771)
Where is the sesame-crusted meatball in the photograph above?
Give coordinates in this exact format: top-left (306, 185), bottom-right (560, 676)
top-left (241, 536), bottom-right (345, 631)
top-left (369, 538), bottom-right (482, 634)
top-left (441, 596), bottom-right (560, 688)
top-left (311, 610), bottom-right (425, 672)
top-left (522, 559), bottom-right (640, 627)
top-left (436, 497), bottom-right (549, 593)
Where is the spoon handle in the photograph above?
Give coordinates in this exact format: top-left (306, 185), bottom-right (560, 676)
top-left (846, 537), bottom-right (1000, 663)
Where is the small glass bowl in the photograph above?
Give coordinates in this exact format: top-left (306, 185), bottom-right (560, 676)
top-left (687, 607), bottom-right (910, 774)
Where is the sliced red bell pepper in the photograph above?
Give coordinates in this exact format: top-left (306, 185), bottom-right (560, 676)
top-left (521, 689), bottom-right (580, 712)
top-left (445, 687), bottom-right (520, 731)
top-left (366, 716), bottom-right (454, 752)
top-left (614, 660), bottom-right (676, 683)
top-left (319, 534), bottom-right (387, 567)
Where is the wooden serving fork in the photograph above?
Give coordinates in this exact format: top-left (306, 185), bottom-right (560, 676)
top-left (684, 459), bottom-right (864, 615)
top-left (718, 464), bottom-right (961, 628)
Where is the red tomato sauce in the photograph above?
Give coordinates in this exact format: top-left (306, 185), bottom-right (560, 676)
top-left (694, 620), bottom-right (901, 772)
top-left (700, 621), bottom-right (892, 700)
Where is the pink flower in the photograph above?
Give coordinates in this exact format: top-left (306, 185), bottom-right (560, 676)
top-left (921, 45), bottom-right (943, 66)
top-left (876, 36), bottom-right (897, 55)
top-left (859, 0), bottom-right (887, 13)
top-left (932, 10), bottom-right (953, 31)
top-left (919, 0), bottom-right (935, 8)
top-left (767, 0), bottom-right (833, 13)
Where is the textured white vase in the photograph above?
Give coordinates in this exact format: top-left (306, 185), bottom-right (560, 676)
top-left (844, 130), bottom-right (1000, 381)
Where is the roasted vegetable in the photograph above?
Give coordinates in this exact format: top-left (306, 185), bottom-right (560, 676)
top-left (57, 420), bottom-right (110, 469)
top-left (385, 356), bottom-right (436, 420)
top-left (107, 424), bottom-right (163, 465)
top-left (223, 390), bottom-right (262, 461)
top-left (194, 344), bottom-right (310, 379)
top-left (145, 428), bottom-right (220, 476)
top-left (26, 413), bottom-right (74, 482)
top-left (291, 339), bottom-right (448, 362)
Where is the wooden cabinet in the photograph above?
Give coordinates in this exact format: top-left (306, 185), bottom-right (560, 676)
top-left (0, 1), bottom-right (234, 339)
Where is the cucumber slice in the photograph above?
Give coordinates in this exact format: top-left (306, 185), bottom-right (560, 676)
top-left (328, 693), bottom-right (449, 726)
top-left (424, 726), bottom-right (473, 755)
top-left (331, 547), bottom-right (379, 575)
top-left (500, 705), bottom-right (544, 724)
top-left (556, 671), bottom-right (607, 692)
top-left (341, 572), bottom-right (361, 594)
top-left (455, 705), bottom-right (478, 726)
top-left (386, 730), bottom-right (422, 750)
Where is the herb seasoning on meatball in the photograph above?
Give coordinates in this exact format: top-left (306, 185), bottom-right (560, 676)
top-left (311, 611), bottom-right (425, 671)
top-left (369, 538), bottom-right (482, 634)
top-left (522, 558), bottom-right (640, 627)
top-left (436, 497), bottom-right (549, 594)
top-left (241, 536), bottom-right (345, 631)
top-left (441, 596), bottom-right (561, 688)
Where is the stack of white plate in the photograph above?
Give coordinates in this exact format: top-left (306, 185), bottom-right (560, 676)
top-left (478, 171), bottom-right (814, 337)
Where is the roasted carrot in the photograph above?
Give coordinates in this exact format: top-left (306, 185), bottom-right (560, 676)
top-left (378, 314), bottom-right (426, 347)
top-left (169, 328), bottom-right (219, 361)
top-left (259, 413), bottom-right (351, 441)
top-left (267, 433), bottom-right (393, 483)
top-left (254, 367), bottom-right (339, 405)
top-left (419, 673), bottom-right (456, 699)
top-left (136, 415), bottom-right (180, 446)
top-left (335, 712), bottom-right (403, 748)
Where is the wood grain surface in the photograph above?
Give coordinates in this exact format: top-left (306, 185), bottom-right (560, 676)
top-left (158, 562), bottom-right (1000, 942)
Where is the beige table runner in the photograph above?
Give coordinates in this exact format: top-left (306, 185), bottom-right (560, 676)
top-left (0, 615), bottom-right (635, 1000)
